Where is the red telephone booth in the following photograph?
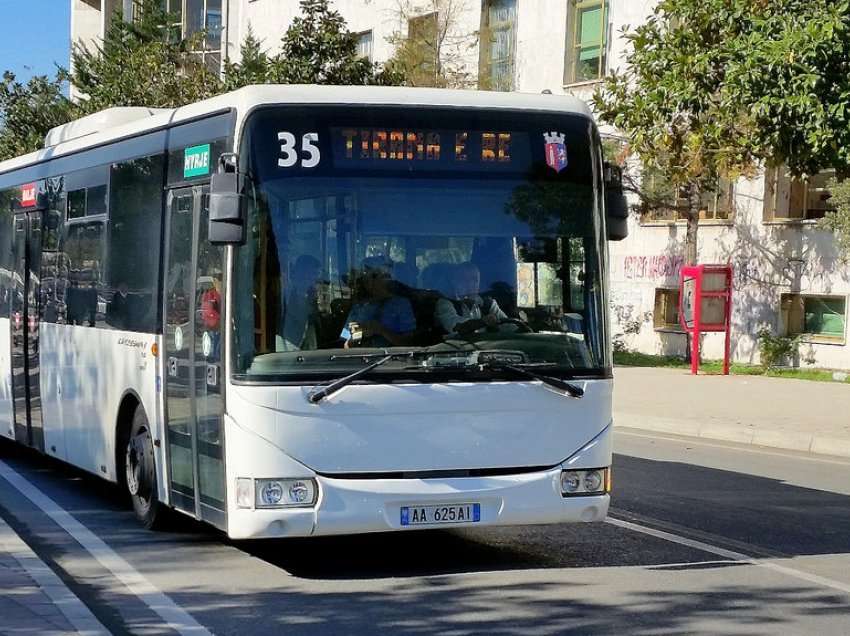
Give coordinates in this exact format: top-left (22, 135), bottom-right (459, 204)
top-left (679, 264), bottom-right (733, 375)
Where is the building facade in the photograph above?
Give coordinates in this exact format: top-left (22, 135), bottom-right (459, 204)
top-left (70, 0), bottom-right (850, 370)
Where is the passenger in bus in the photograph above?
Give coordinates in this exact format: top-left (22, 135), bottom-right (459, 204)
top-left (200, 277), bottom-right (223, 359)
top-left (280, 254), bottom-right (321, 351)
top-left (435, 262), bottom-right (508, 335)
top-left (340, 256), bottom-right (416, 347)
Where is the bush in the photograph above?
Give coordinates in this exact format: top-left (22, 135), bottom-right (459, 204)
top-left (757, 328), bottom-right (800, 370)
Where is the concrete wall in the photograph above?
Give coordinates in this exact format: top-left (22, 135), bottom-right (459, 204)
top-left (70, 0), bottom-right (103, 52)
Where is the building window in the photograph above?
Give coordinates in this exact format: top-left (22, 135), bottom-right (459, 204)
top-left (653, 288), bottom-right (681, 330)
top-left (565, 0), bottom-right (607, 85)
top-left (640, 168), bottom-right (734, 223)
top-left (355, 30), bottom-right (374, 61)
top-left (479, 0), bottom-right (517, 91)
top-left (163, 0), bottom-right (183, 23)
top-left (763, 167), bottom-right (836, 222)
top-left (698, 185), bottom-right (734, 221)
top-left (184, 0), bottom-right (223, 73)
top-left (782, 294), bottom-right (847, 342)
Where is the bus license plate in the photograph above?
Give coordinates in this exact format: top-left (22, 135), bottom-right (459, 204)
top-left (400, 503), bottom-right (481, 526)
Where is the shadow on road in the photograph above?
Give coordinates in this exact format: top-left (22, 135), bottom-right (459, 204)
top-left (174, 579), bottom-right (850, 635)
top-left (611, 453), bottom-right (850, 557)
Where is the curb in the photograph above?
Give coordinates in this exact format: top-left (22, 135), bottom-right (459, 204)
top-left (613, 413), bottom-right (850, 459)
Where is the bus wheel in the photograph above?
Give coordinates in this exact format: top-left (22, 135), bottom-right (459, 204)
top-left (125, 406), bottom-right (163, 529)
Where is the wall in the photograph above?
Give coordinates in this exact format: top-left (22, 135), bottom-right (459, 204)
top-left (608, 173), bottom-right (850, 370)
top-left (70, 0), bottom-right (104, 101)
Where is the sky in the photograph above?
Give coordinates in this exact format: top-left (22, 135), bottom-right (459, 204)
top-left (0, 0), bottom-right (71, 82)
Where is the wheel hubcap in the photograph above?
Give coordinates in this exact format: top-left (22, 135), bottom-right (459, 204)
top-left (126, 434), bottom-right (150, 500)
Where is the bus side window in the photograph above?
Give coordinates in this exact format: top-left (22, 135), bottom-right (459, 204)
top-left (106, 155), bottom-right (165, 334)
top-left (63, 222), bottom-right (105, 328)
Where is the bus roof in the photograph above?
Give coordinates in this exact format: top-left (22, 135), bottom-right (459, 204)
top-left (0, 85), bottom-right (593, 177)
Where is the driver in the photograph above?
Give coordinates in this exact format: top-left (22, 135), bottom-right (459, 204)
top-left (435, 262), bottom-right (508, 335)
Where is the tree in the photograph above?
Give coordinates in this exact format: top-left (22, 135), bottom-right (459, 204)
top-left (593, 0), bottom-right (850, 264)
top-left (820, 179), bottom-right (850, 259)
top-left (385, 0), bottom-right (477, 88)
top-left (593, 1), bottom-right (760, 264)
top-left (269, 0), bottom-right (400, 85)
top-left (224, 0), bottom-right (400, 88)
top-left (728, 2), bottom-right (850, 176)
top-left (223, 28), bottom-right (271, 91)
top-left (0, 71), bottom-right (76, 160)
top-left (70, 0), bottom-right (222, 114)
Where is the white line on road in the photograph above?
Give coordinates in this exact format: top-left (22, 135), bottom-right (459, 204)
top-left (606, 516), bottom-right (850, 596)
top-left (615, 428), bottom-right (850, 466)
top-left (0, 459), bottom-right (212, 636)
top-left (0, 514), bottom-right (109, 636)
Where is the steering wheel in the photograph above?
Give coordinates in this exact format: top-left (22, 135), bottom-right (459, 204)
top-left (495, 318), bottom-right (535, 333)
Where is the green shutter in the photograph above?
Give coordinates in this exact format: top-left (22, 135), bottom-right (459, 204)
top-left (804, 297), bottom-right (846, 336)
top-left (579, 6), bottom-right (603, 44)
top-left (579, 44), bottom-right (601, 61)
top-left (577, 3), bottom-right (604, 61)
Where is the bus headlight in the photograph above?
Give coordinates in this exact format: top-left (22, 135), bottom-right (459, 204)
top-left (560, 468), bottom-right (609, 496)
top-left (255, 478), bottom-right (318, 508)
top-left (584, 470), bottom-right (603, 493)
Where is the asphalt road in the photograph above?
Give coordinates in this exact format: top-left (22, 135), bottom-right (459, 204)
top-left (1, 429), bottom-right (849, 635)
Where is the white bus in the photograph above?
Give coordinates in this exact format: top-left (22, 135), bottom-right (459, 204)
top-left (0, 86), bottom-right (627, 539)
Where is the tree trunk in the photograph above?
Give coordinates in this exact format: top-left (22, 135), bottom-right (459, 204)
top-left (684, 201), bottom-right (699, 265)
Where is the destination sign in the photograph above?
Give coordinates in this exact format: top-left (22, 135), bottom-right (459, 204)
top-left (246, 106), bottom-right (592, 181)
top-left (329, 127), bottom-right (532, 172)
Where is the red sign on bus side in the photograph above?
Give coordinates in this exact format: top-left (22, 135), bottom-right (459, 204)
top-left (21, 183), bottom-right (37, 207)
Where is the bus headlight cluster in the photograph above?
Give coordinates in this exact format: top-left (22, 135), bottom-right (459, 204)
top-left (236, 478), bottom-right (318, 509)
top-left (559, 468), bottom-right (610, 496)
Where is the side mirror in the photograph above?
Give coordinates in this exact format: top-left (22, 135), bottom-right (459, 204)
top-left (209, 171), bottom-right (246, 245)
top-left (604, 162), bottom-right (629, 241)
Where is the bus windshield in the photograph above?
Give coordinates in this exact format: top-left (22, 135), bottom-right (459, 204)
top-left (232, 106), bottom-right (610, 382)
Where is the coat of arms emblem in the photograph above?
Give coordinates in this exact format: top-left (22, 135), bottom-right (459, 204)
top-left (543, 131), bottom-right (568, 173)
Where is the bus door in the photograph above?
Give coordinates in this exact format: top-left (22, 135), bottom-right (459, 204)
top-left (163, 186), bottom-right (226, 528)
top-left (10, 210), bottom-right (44, 451)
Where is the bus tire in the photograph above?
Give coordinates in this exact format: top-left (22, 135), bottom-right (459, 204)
top-left (125, 406), bottom-right (164, 530)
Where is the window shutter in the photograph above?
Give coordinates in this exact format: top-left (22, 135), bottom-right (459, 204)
top-left (653, 289), bottom-right (665, 328)
top-left (788, 179), bottom-right (805, 219)
top-left (763, 167), bottom-right (776, 221)
top-left (780, 293), bottom-right (805, 335)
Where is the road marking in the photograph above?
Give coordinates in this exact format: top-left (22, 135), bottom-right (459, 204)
top-left (0, 514), bottom-right (109, 636)
top-left (615, 428), bottom-right (850, 466)
top-left (607, 516), bottom-right (850, 596)
top-left (0, 459), bottom-right (212, 636)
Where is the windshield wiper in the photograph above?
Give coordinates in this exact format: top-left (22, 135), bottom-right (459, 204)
top-left (308, 351), bottom-right (419, 404)
top-left (479, 362), bottom-right (585, 398)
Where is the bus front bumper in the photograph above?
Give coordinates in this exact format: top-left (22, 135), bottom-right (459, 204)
top-left (226, 465), bottom-right (610, 540)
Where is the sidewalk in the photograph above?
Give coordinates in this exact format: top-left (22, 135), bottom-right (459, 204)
top-left (613, 366), bottom-right (850, 458)
top-left (0, 514), bottom-right (108, 636)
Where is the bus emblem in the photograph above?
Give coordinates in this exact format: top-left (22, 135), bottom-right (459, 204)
top-left (543, 132), bottom-right (568, 173)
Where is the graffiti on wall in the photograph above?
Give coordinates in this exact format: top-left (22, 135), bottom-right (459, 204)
top-left (623, 254), bottom-right (684, 280)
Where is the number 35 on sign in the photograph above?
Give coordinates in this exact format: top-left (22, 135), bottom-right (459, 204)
top-left (278, 131), bottom-right (321, 168)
